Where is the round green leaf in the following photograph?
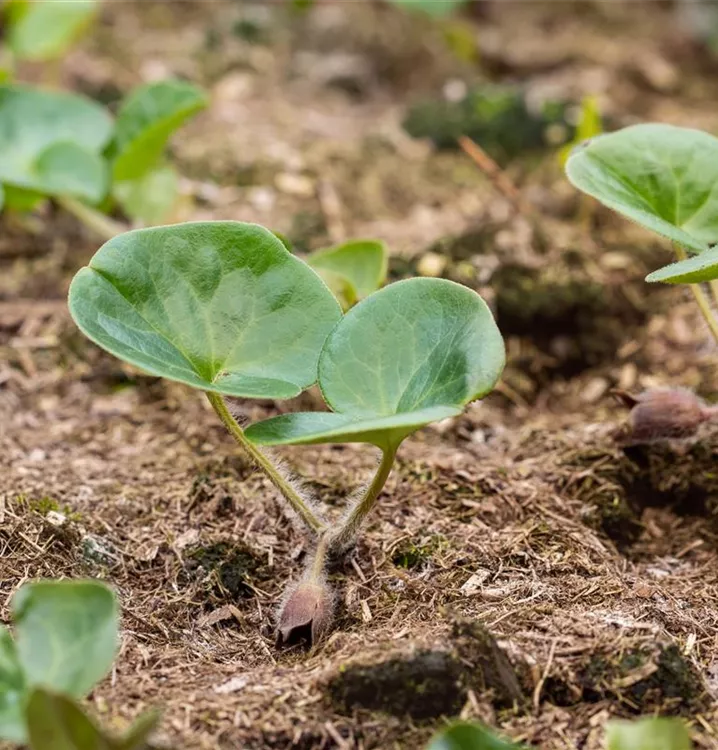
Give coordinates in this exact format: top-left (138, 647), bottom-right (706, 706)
top-left (427, 722), bottom-right (524, 750)
top-left (7, 0), bottom-right (97, 62)
top-left (112, 80), bottom-right (208, 182)
top-left (646, 244), bottom-right (718, 284)
top-left (0, 85), bottom-right (112, 200)
top-left (12, 581), bottom-right (118, 698)
top-left (0, 626), bottom-right (25, 743)
top-left (606, 718), bottom-right (691, 750)
top-left (246, 278), bottom-right (505, 450)
top-left (68, 222), bottom-right (343, 399)
top-left (566, 124), bottom-right (718, 253)
top-left (307, 240), bottom-right (388, 301)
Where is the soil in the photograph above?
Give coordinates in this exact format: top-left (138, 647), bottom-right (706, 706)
top-left (2, 1), bottom-right (718, 748)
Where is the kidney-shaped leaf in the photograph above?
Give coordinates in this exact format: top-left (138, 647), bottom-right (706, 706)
top-left (427, 722), bottom-right (524, 750)
top-left (7, 0), bottom-right (98, 62)
top-left (389, 0), bottom-right (467, 17)
top-left (112, 80), bottom-right (207, 182)
top-left (68, 222), bottom-right (342, 399)
top-left (566, 124), bottom-right (718, 253)
top-left (12, 580), bottom-right (118, 698)
top-left (606, 718), bottom-right (692, 750)
top-left (307, 240), bottom-right (387, 304)
top-left (646, 244), bottom-right (718, 284)
top-left (0, 627), bottom-right (26, 743)
top-left (0, 85), bottom-right (111, 201)
top-left (246, 278), bottom-right (505, 451)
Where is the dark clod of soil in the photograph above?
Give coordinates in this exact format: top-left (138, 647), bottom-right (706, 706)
top-left (327, 649), bottom-right (465, 720)
top-left (326, 620), bottom-right (523, 719)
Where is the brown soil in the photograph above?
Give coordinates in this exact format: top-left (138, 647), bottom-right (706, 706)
top-left (2, 1), bottom-right (718, 748)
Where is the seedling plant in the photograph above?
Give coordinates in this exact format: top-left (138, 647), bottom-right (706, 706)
top-left (0, 78), bottom-right (207, 233)
top-left (68, 220), bottom-right (505, 644)
top-left (566, 123), bottom-right (718, 344)
top-left (0, 579), bottom-right (158, 749)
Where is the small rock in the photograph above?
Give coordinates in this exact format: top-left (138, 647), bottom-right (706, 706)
top-left (82, 534), bottom-right (119, 567)
top-left (416, 252), bottom-right (447, 278)
top-left (581, 377), bottom-right (609, 404)
top-left (275, 173), bottom-right (315, 198)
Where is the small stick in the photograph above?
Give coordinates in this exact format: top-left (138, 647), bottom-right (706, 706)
top-left (458, 136), bottom-right (532, 217)
top-left (532, 638), bottom-right (558, 713)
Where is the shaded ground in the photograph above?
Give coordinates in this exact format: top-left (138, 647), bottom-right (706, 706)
top-left (2, 1), bottom-right (718, 748)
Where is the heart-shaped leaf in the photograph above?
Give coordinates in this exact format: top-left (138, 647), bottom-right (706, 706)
top-left (0, 627), bottom-right (25, 743)
top-left (566, 124), bottom-right (718, 253)
top-left (68, 222), bottom-right (342, 399)
top-left (307, 240), bottom-right (387, 303)
top-left (6, 0), bottom-right (98, 62)
top-left (427, 722), bottom-right (524, 750)
top-left (246, 278), bottom-right (505, 451)
top-left (112, 80), bottom-right (207, 182)
top-left (646, 244), bottom-right (718, 284)
top-left (0, 85), bottom-right (112, 201)
top-left (606, 718), bottom-right (691, 750)
top-left (13, 580), bottom-right (118, 698)
top-left (112, 164), bottom-right (178, 224)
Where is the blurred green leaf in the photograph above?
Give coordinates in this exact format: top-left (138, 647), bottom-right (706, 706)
top-left (68, 222), bottom-right (342, 399)
top-left (7, 0), bottom-right (97, 62)
top-left (13, 580), bottom-right (118, 698)
top-left (112, 164), bottom-right (178, 224)
top-left (559, 95), bottom-right (602, 166)
top-left (388, 0), bottom-right (467, 18)
top-left (606, 717), bottom-right (692, 750)
top-left (0, 626), bottom-right (25, 743)
top-left (1, 185), bottom-right (46, 213)
top-left (0, 85), bottom-right (112, 202)
top-left (427, 722), bottom-right (525, 750)
top-left (25, 689), bottom-right (158, 750)
top-left (112, 80), bottom-right (208, 182)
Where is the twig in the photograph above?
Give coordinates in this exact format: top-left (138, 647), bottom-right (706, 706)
top-left (532, 638), bottom-right (558, 713)
top-left (458, 136), bottom-right (531, 216)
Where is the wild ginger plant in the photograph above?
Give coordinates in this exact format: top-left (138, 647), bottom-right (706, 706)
top-left (0, 579), bottom-right (159, 749)
top-left (565, 123), bottom-right (718, 343)
top-left (566, 124), bottom-right (718, 441)
top-left (68, 220), bottom-right (505, 644)
top-left (0, 79), bottom-right (206, 234)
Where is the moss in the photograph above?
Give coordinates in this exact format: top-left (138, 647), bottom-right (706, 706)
top-left (185, 541), bottom-right (265, 599)
top-left (391, 536), bottom-right (443, 570)
top-left (327, 649), bottom-right (465, 719)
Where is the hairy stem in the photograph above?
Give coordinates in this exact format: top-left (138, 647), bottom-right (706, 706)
top-left (206, 392), bottom-right (326, 534)
top-left (57, 196), bottom-right (126, 241)
top-left (674, 244), bottom-right (718, 346)
top-left (309, 533), bottom-right (330, 580)
top-left (331, 447), bottom-right (396, 551)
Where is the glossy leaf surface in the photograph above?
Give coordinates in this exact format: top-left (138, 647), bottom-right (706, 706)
top-left (0, 85), bottom-right (111, 201)
top-left (566, 124), bottom-right (718, 253)
top-left (246, 278), bottom-right (504, 450)
top-left (69, 222), bottom-right (342, 399)
top-left (13, 580), bottom-right (118, 698)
